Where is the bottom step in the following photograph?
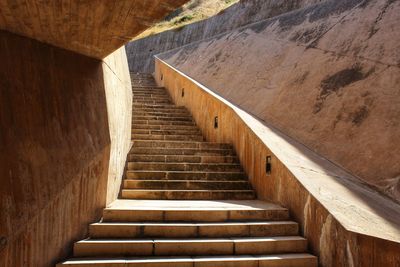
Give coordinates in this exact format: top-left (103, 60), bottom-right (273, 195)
top-left (57, 253), bottom-right (317, 267)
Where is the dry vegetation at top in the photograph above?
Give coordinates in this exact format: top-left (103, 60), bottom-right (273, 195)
top-left (134, 0), bottom-right (239, 40)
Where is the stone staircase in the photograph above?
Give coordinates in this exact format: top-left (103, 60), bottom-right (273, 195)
top-left (57, 73), bottom-right (317, 267)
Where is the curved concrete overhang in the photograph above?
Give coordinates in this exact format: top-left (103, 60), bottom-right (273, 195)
top-left (0, 0), bottom-right (189, 58)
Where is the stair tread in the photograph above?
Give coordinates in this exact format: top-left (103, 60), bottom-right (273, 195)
top-left (91, 221), bottom-right (298, 227)
top-left (129, 162), bottom-right (241, 166)
top-left (106, 200), bottom-right (288, 211)
top-left (127, 170), bottom-right (244, 174)
top-left (122, 189), bottom-right (254, 192)
top-left (58, 253), bottom-right (317, 264)
top-left (79, 236), bottom-right (305, 243)
top-left (125, 180), bottom-right (247, 183)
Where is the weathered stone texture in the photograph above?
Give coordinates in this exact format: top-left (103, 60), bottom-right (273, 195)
top-left (125, 0), bottom-right (322, 73)
top-left (0, 30), bottom-right (131, 266)
top-left (159, 0), bottom-right (400, 202)
top-left (155, 58), bottom-right (400, 267)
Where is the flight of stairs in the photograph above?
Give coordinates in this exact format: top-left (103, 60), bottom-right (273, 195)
top-left (57, 73), bottom-right (317, 267)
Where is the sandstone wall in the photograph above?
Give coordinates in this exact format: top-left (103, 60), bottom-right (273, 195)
top-left (103, 48), bottom-right (133, 203)
top-left (126, 0), bottom-right (322, 73)
top-left (0, 31), bottom-right (132, 267)
top-left (155, 58), bottom-right (400, 267)
top-left (159, 0), bottom-right (400, 202)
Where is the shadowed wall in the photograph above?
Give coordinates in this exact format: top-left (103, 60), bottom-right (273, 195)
top-left (0, 30), bottom-right (131, 267)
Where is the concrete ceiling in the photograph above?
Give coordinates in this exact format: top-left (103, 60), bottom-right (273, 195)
top-left (0, 0), bottom-right (189, 59)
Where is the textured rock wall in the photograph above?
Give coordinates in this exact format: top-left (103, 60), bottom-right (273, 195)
top-left (159, 0), bottom-right (400, 202)
top-left (125, 0), bottom-right (322, 73)
top-left (0, 31), bottom-right (132, 266)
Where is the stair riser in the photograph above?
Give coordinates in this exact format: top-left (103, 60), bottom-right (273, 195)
top-left (132, 120), bottom-right (195, 126)
top-left (133, 107), bottom-right (188, 111)
top-left (128, 163), bottom-right (242, 172)
top-left (58, 256), bottom-right (317, 267)
top-left (133, 112), bottom-right (190, 117)
top-left (102, 209), bottom-right (290, 222)
top-left (132, 108), bottom-right (188, 117)
top-left (131, 129), bottom-right (201, 135)
top-left (126, 171), bottom-right (246, 181)
top-left (132, 141), bottom-right (232, 149)
top-left (123, 181), bottom-right (252, 190)
top-left (133, 100), bottom-right (172, 105)
top-left (128, 155), bottom-right (238, 163)
top-left (132, 85), bottom-right (159, 88)
top-left (89, 223), bottom-right (298, 239)
top-left (132, 124), bottom-right (201, 130)
top-left (132, 116), bottom-right (193, 122)
top-left (74, 238), bottom-right (306, 257)
top-left (129, 148), bottom-right (235, 156)
top-left (132, 134), bottom-right (204, 141)
top-left (133, 94), bottom-right (170, 98)
top-left (132, 89), bottom-right (167, 93)
top-left (121, 190), bottom-right (255, 200)
top-left (133, 104), bottom-right (178, 109)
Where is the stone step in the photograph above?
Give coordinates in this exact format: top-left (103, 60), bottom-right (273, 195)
top-left (132, 87), bottom-right (166, 92)
top-left (132, 140), bottom-right (232, 149)
top-left (130, 73), bottom-right (153, 77)
top-left (131, 84), bottom-right (159, 88)
top-left (102, 199), bottom-right (290, 222)
top-left (58, 253), bottom-right (317, 267)
top-left (128, 154), bottom-right (239, 163)
top-left (133, 99), bottom-right (173, 105)
top-left (133, 95), bottom-right (170, 100)
top-left (127, 162), bottom-right (242, 172)
top-left (132, 134), bottom-right (204, 141)
top-left (132, 124), bottom-right (200, 131)
top-left (133, 111), bottom-right (190, 117)
top-left (133, 104), bottom-right (180, 110)
top-left (133, 106), bottom-right (188, 112)
top-left (133, 104), bottom-right (186, 109)
top-left (132, 120), bottom-right (195, 126)
top-left (131, 79), bottom-right (156, 84)
top-left (88, 221), bottom-right (298, 239)
top-left (57, 253), bottom-right (318, 267)
top-left (126, 171), bottom-right (246, 180)
top-left (121, 189), bottom-right (256, 200)
top-left (133, 98), bottom-right (171, 102)
top-left (123, 180), bottom-right (252, 190)
top-left (74, 236), bottom-right (306, 257)
top-left (132, 111), bottom-right (190, 118)
top-left (133, 93), bottom-right (169, 97)
top-left (131, 76), bottom-right (155, 79)
top-left (131, 129), bottom-right (201, 135)
top-left (129, 147), bottom-right (236, 156)
top-left (132, 92), bottom-right (167, 96)
top-left (131, 81), bottom-right (158, 85)
top-left (132, 116), bottom-right (193, 122)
